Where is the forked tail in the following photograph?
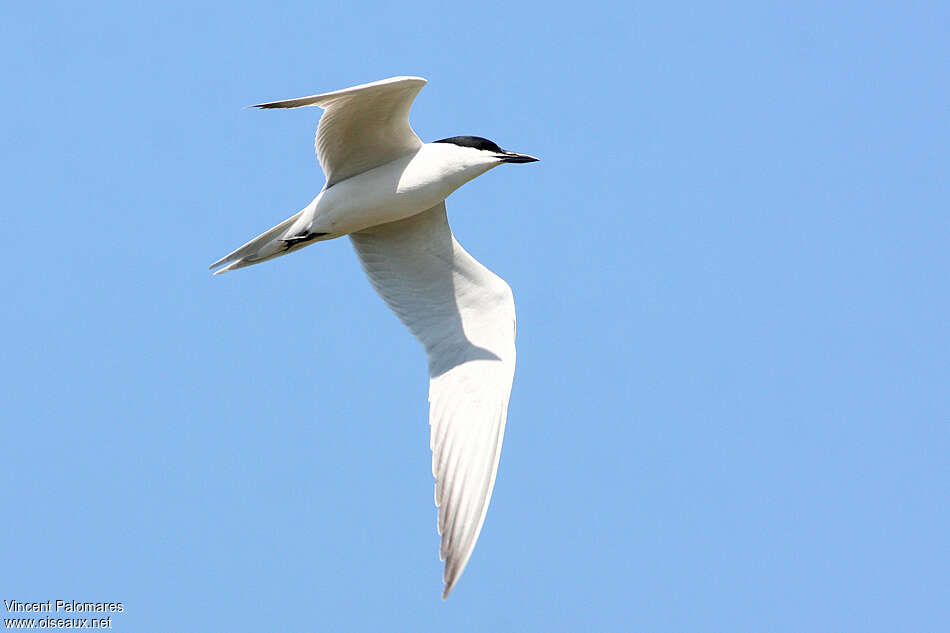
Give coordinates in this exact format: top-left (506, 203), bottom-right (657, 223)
top-left (209, 209), bottom-right (337, 274)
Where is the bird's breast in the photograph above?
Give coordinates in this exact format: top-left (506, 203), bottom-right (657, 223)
top-left (310, 152), bottom-right (476, 235)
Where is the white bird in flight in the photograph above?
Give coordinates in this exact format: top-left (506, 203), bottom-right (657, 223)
top-left (209, 76), bottom-right (538, 598)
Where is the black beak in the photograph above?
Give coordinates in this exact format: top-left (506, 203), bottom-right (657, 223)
top-left (499, 151), bottom-right (540, 164)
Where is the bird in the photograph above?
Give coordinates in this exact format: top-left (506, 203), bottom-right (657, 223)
top-left (209, 76), bottom-right (538, 598)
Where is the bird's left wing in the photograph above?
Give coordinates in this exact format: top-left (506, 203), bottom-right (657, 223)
top-left (252, 76), bottom-right (427, 186)
top-left (349, 203), bottom-right (516, 599)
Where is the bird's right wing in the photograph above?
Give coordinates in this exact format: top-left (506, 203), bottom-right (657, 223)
top-left (252, 76), bottom-right (427, 186)
top-left (349, 203), bottom-right (516, 599)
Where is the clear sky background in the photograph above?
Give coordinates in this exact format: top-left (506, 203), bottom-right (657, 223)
top-left (2, 2), bottom-right (947, 631)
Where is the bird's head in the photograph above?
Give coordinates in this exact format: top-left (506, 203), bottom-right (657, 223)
top-left (433, 136), bottom-right (539, 166)
top-left (415, 136), bottom-right (538, 196)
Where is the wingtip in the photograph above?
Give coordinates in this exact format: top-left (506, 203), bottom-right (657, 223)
top-left (441, 581), bottom-right (455, 600)
top-left (441, 562), bottom-right (462, 600)
top-left (247, 75), bottom-right (428, 110)
top-left (247, 98), bottom-right (307, 109)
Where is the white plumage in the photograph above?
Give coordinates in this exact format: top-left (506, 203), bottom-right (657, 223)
top-left (253, 76), bottom-right (427, 186)
top-left (210, 76), bottom-right (537, 598)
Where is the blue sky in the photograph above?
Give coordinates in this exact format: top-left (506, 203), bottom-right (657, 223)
top-left (2, 1), bottom-right (947, 631)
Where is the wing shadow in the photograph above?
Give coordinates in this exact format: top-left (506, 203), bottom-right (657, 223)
top-left (349, 204), bottom-right (500, 379)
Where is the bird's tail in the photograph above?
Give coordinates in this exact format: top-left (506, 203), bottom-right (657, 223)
top-left (209, 211), bottom-right (301, 274)
top-left (209, 205), bottom-right (338, 275)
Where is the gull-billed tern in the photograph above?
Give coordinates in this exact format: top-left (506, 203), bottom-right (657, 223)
top-left (209, 76), bottom-right (538, 598)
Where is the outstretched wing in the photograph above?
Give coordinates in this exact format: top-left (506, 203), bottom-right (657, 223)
top-left (349, 203), bottom-right (516, 599)
top-left (252, 76), bottom-right (427, 186)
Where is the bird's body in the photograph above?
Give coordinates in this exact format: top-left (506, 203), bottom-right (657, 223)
top-left (210, 76), bottom-right (537, 598)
